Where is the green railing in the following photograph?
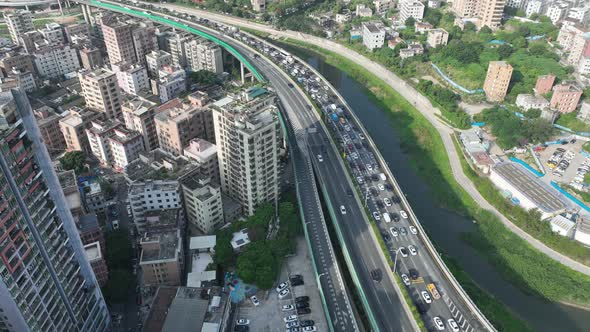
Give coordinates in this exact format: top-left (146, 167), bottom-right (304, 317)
top-left (89, 0), bottom-right (265, 82)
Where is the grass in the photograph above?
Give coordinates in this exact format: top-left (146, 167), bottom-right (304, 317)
top-left (556, 112), bottom-right (590, 133)
top-left (263, 35), bottom-right (590, 315)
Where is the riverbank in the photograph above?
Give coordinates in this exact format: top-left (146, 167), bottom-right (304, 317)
top-left (264, 35), bottom-right (590, 317)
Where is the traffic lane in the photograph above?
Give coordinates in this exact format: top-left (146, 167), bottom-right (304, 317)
top-left (314, 149), bottom-right (414, 331)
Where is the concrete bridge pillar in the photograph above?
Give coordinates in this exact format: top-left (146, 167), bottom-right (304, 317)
top-left (240, 62), bottom-right (254, 84)
top-left (81, 4), bottom-right (92, 25)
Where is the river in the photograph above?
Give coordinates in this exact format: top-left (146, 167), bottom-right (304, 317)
top-left (290, 48), bottom-right (590, 331)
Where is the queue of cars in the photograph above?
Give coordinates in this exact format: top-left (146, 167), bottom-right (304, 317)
top-left (277, 276), bottom-right (317, 332)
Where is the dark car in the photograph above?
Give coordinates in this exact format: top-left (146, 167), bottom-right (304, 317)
top-left (409, 268), bottom-right (420, 280)
top-left (234, 325), bottom-right (249, 332)
top-left (370, 269), bottom-right (382, 282)
top-left (296, 301), bottom-right (310, 309)
top-left (382, 232), bottom-right (391, 242)
top-left (295, 296), bottom-right (310, 303)
top-left (290, 274), bottom-right (303, 282)
top-left (291, 278), bottom-right (304, 286)
top-left (297, 308), bottom-right (311, 315)
top-left (300, 320), bottom-right (315, 327)
top-left (414, 300), bottom-right (429, 314)
top-left (346, 189), bottom-right (353, 197)
top-left (392, 195), bottom-right (401, 203)
top-left (288, 83), bottom-right (294, 88)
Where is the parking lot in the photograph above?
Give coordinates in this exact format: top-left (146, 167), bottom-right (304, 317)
top-left (537, 140), bottom-right (590, 189)
top-left (236, 238), bottom-right (328, 332)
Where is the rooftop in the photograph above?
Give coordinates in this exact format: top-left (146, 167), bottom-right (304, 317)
top-left (161, 288), bottom-right (209, 332)
top-left (84, 241), bottom-right (102, 262)
top-left (78, 214), bottom-right (99, 233)
top-left (79, 68), bottom-right (115, 81)
top-left (143, 286), bottom-right (178, 332)
top-left (125, 149), bottom-right (197, 183)
top-left (182, 174), bottom-right (219, 201)
top-left (363, 23), bottom-right (381, 34)
top-left (493, 162), bottom-right (565, 213)
top-left (230, 229), bottom-right (250, 249)
top-left (140, 229), bottom-right (181, 263)
top-left (189, 235), bottom-right (217, 251)
top-left (58, 170), bottom-right (77, 191)
top-left (183, 138), bottom-right (217, 162)
top-left (129, 179), bottom-right (178, 195)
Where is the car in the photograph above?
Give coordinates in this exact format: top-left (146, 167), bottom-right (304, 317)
top-left (384, 198), bottom-right (392, 206)
top-left (400, 210), bottom-right (408, 219)
top-left (291, 278), bottom-right (304, 286)
top-left (236, 319), bottom-right (250, 325)
top-left (250, 296), bottom-right (260, 306)
top-left (296, 301), bottom-right (309, 309)
top-left (289, 274), bottom-right (303, 282)
top-left (409, 226), bottom-right (418, 234)
top-left (378, 183), bottom-right (385, 191)
top-left (317, 154), bottom-right (323, 162)
top-left (276, 281), bottom-right (289, 293)
top-left (356, 176), bottom-right (364, 184)
top-left (295, 296), bottom-right (310, 303)
top-left (346, 188), bottom-right (353, 196)
top-left (112, 220), bottom-right (119, 230)
top-left (408, 245), bottom-right (417, 256)
top-left (359, 133), bottom-right (365, 140)
top-left (371, 211), bottom-right (381, 221)
top-left (448, 319), bottom-right (460, 332)
top-left (297, 308), bottom-right (311, 315)
top-left (383, 233), bottom-right (391, 242)
top-left (370, 269), bottom-right (382, 282)
top-left (234, 325), bottom-right (249, 332)
top-left (282, 304), bottom-right (295, 311)
top-left (400, 227), bottom-right (407, 235)
top-left (285, 321), bottom-right (300, 329)
top-left (287, 328), bottom-right (301, 332)
top-left (399, 247), bottom-right (408, 258)
top-left (278, 288), bottom-right (290, 299)
top-left (284, 315), bottom-right (298, 323)
top-left (303, 327), bottom-right (317, 332)
top-left (300, 320), bottom-right (315, 327)
top-left (401, 274), bottom-right (411, 286)
top-left (288, 83), bottom-right (294, 88)
top-left (421, 291), bottom-right (432, 304)
top-left (409, 268), bottom-right (419, 280)
top-left (433, 316), bottom-right (445, 331)
top-left (389, 227), bottom-right (398, 237)
top-left (340, 205), bottom-right (346, 215)
top-left (367, 164), bottom-right (373, 171)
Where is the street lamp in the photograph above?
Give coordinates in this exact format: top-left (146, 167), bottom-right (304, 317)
top-left (316, 272), bottom-right (327, 285)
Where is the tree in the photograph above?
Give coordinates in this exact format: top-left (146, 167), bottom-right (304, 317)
top-left (497, 44), bottom-right (514, 59)
top-left (189, 70), bottom-right (218, 86)
top-left (529, 13), bottom-right (540, 21)
top-left (404, 17), bottom-right (416, 27)
top-left (213, 233), bottom-right (235, 268)
top-left (424, 9), bottom-right (442, 26)
top-left (512, 36), bottom-right (527, 49)
top-left (479, 26), bottom-right (493, 35)
top-left (60, 151), bottom-right (87, 175)
top-left (529, 43), bottom-right (547, 56)
top-left (515, 9), bottom-right (526, 17)
top-left (236, 241), bottom-right (277, 289)
top-left (464, 22), bottom-right (477, 32)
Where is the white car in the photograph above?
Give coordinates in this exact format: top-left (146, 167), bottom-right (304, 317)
top-left (278, 288), bottom-right (290, 299)
top-left (357, 176), bottom-right (364, 184)
top-left (421, 291), bottom-right (432, 304)
top-left (408, 245), bottom-right (418, 256)
top-left (409, 226), bottom-right (417, 234)
top-left (303, 327), bottom-right (317, 332)
top-left (359, 133), bottom-right (365, 140)
top-left (317, 154), bottom-right (323, 162)
top-left (340, 205), bottom-right (347, 215)
top-left (400, 210), bottom-right (408, 219)
top-left (250, 296), bottom-right (260, 306)
top-left (284, 315), bottom-right (298, 323)
top-left (276, 281), bottom-right (289, 293)
top-left (236, 319), bottom-right (250, 325)
top-left (372, 211), bottom-right (381, 220)
top-left (390, 227), bottom-right (398, 237)
top-left (448, 319), bottom-right (460, 332)
top-left (401, 274), bottom-right (411, 286)
top-left (399, 247), bottom-right (408, 258)
top-left (286, 321), bottom-right (300, 329)
top-left (367, 164), bottom-right (373, 171)
top-left (378, 184), bottom-right (385, 191)
top-left (282, 304), bottom-right (295, 311)
top-left (383, 198), bottom-right (392, 207)
top-left (433, 316), bottom-right (445, 330)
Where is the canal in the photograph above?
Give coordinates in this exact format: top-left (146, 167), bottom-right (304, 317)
top-left (290, 47), bottom-right (590, 331)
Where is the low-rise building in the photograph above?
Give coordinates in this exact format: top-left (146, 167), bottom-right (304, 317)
top-left (230, 229), bottom-right (251, 251)
top-left (577, 101), bottom-right (590, 124)
top-left (459, 128), bottom-right (495, 173)
top-left (373, 0), bottom-right (393, 15)
top-left (58, 170), bottom-right (84, 217)
top-left (86, 119), bottom-right (145, 170)
top-left (155, 67), bottom-right (186, 103)
top-left (362, 22), bottom-right (386, 51)
top-left (400, 1), bottom-right (425, 23)
top-left (140, 229), bottom-right (183, 286)
top-left (129, 180), bottom-right (181, 232)
top-left (79, 47), bottom-right (103, 70)
top-left (183, 138), bottom-right (219, 184)
top-left (550, 215), bottom-right (575, 237)
top-left (399, 42), bottom-right (424, 59)
top-left (34, 106), bottom-right (66, 157)
top-left (427, 29), bottom-right (449, 48)
top-left (59, 107), bottom-right (103, 153)
top-left (575, 217), bottom-right (590, 246)
top-left (550, 82), bottom-right (583, 113)
top-left (534, 74), bottom-right (556, 96)
top-left (356, 4), bottom-right (373, 17)
top-left (124, 148), bottom-right (197, 183)
top-left (515, 94), bottom-right (549, 111)
top-left (85, 241), bottom-right (108, 287)
top-left (182, 173), bottom-right (224, 234)
top-left (145, 50), bottom-right (173, 79)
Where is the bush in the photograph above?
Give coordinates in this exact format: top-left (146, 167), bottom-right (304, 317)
top-left (60, 151), bottom-right (88, 175)
top-left (416, 80), bottom-right (471, 129)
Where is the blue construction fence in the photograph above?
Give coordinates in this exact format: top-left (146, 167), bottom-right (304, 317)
top-left (509, 157), bottom-right (544, 177)
top-left (550, 181), bottom-right (590, 213)
top-left (430, 63), bottom-right (485, 95)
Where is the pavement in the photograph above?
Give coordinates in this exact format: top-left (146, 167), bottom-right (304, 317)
top-left (152, 4), bottom-right (590, 278)
top-left (237, 238), bottom-right (329, 331)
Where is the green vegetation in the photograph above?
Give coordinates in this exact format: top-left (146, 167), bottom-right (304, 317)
top-left (272, 37), bottom-right (590, 310)
top-left (213, 200), bottom-right (302, 289)
top-left (474, 107), bottom-right (554, 149)
top-left (556, 112), bottom-right (590, 132)
top-left (60, 151), bottom-right (88, 175)
top-left (417, 79), bottom-right (470, 129)
top-left (188, 69), bottom-right (219, 86)
top-left (103, 229), bottom-right (133, 304)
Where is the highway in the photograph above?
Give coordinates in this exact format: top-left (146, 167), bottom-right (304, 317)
top-left (76, 1), bottom-right (492, 331)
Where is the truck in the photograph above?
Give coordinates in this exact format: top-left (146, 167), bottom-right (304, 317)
top-left (379, 173), bottom-right (387, 181)
top-left (427, 283), bottom-right (441, 299)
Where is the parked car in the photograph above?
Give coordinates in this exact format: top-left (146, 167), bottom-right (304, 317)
top-left (433, 317), bottom-right (445, 331)
top-left (399, 210), bottom-right (408, 219)
top-left (250, 296), bottom-right (260, 306)
top-left (409, 226), bottom-right (417, 234)
top-left (282, 304), bottom-right (295, 311)
top-left (276, 282), bottom-right (289, 293)
top-left (300, 320), bottom-right (315, 327)
top-left (284, 315), bottom-right (298, 323)
top-left (448, 319), bottom-right (460, 332)
top-left (296, 301), bottom-right (309, 309)
top-left (278, 289), bottom-right (290, 299)
top-left (297, 308), bottom-right (311, 315)
top-left (295, 296), bottom-right (310, 303)
top-left (421, 291), bottom-right (432, 304)
top-left (408, 245), bottom-right (417, 256)
top-left (236, 319), bottom-right (250, 326)
top-left (409, 269), bottom-right (419, 280)
top-left (401, 274), bottom-right (411, 286)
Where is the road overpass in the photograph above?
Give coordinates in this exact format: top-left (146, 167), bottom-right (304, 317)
top-left (74, 1), bottom-right (493, 331)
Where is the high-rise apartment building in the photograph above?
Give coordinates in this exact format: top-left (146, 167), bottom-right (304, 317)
top-left (86, 119), bottom-right (145, 170)
top-left (100, 15), bottom-right (136, 65)
top-left (59, 107), bottom-right (103, 153)
top-left (550, 82), bottom-right (583, 113)
top-left (155, 67), bottom-right (187, 103)
top-left (131, 22), bottom-right (159, 67)
top-left (79, 47), bottom-right (104, 70)
top-left (155, 102), bottom-right (212, 156)
top-left (128, 180), bottom-right (181, 232)
top-left (452, 0), bottom-right (478, 17)
top-left (186, 39), bottom-right (224, 74)
top-left (182, 172), bottom-right (224, 234)
top-left (212, 87), bottom-right (281, 216)
top-left (567, 33), bottom-right (590, 66)
top-left (111, 61), bottom-right (150, 95)
top-left (34, 106), bottom-right (66, 157)
top-left (483, 61), bottom-right (513, 102)
top-left (400, 1), bottom-right (425, 23)
top-left (122, 98), bottom-right (159, 151)
top-left (452, 0), bottom-right (505, 30)
top-left (39, 23), bottom-right (65, 45)
top-left (33, 44), bottom-right (81, 79)
top-left (525, 0), bottom-right (543, 18)
top-left (0, 89), bottom-right (110, 331)
top-left (145, 50), bottom-right (172, 79)
top-left (79, 68), bottom-right (123, 120)
top-left (4, 10), bottom-right (34, 45)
